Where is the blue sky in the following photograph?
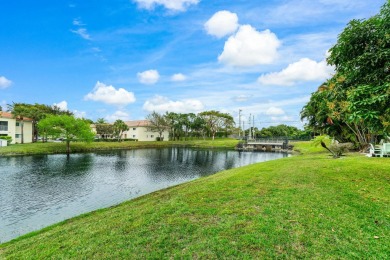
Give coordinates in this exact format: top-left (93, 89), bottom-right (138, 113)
top-left (0, 0), bottom-right (385, 128)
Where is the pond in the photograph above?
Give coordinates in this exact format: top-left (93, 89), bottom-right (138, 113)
top-left (0, 148), bottom-right (287, 243)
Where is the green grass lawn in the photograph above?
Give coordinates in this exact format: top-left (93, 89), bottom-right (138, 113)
top-left (0, 138), bottom-right (240, 156)
top-left (0, 142), bottom-right (389, 258)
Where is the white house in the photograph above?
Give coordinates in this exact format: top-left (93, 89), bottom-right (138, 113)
top-left (122, 120), bottom-right (169, 141)
top-left (0, 112), bottom-right (33, 144)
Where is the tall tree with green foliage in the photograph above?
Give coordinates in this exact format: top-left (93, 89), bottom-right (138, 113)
top-left (146, 111), bottom-right (168, 140)
top-left (38, 115), bottom-right (94, 154)
top-left (7, 103), bottom-right (30, 144)
top-left (199, 111), bottom-right (234, 140)
top-left (113, 119), bottom-right (129, 141)
top-left (8, 102), bottom-right (74, 142)
top-left (301, 1), bottom-right (390, 148)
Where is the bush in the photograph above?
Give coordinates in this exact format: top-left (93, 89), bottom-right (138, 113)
top-left (93, 138), bottom-right (138, 142)
top-left (0, 136), bottom-right (13, 145)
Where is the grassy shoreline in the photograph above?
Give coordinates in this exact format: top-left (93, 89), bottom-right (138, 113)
top-left (0, 139), bottom-right (241, 156)
top-left (1, 142), bottom-right (389, 258)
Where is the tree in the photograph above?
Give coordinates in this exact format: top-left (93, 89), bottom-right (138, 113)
top-left (301, 1), bottom-right (390, 148)
top-left (95, 123), bottom-right (114, 139)
top-left (8, 102), bottom-right (73, 142)
top-left (146, 111), bottom-right (168, 140)
top-left (164, 112), bottom-right (181, 140)
top-left (8, 103), bottom-right (29, 144)
top-left (199, 111), bottom-right (235, 140)
top-left (38, 115), bottom-right (95, 154)
top-left (113, 119), bottom-right (129, 141)
top-left (96, 118), bottom-right (107, 124)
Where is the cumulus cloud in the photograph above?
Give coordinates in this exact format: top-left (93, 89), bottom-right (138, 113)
top-left (0, 76), bottom-right (12, 89)
top-left (143, 95), bottom-right (204, 113)
top-left (137, 70), bottom-right (160, 85)
top-left (218, 25), bottom-right (281, 67)
top-left (133, 0), bottom-right (199, 11)
top-left (105, 110), bottom-right (131, 122)
top-left (205, 10), bottom-right (239, 38)
top-left (171, 73), bottom-right (187, 82)
top-left (73, 110), bottom-right (87, 119)
top-left (53, 101), bottom-right (68, 111)
top-left (265, 107), bottom-right (285, 116)
top-left (84, 81), bottom-right (136, 106)
top-left (71, 28), bottom-right (91, 40)
top-left (258, 58), bottom-right (334, 86)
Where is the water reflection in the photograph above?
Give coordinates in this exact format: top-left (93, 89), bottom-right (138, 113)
top-left (0, 148), bottom-right (287, 243)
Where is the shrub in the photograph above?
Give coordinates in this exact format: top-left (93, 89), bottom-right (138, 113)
top-left (0, 136), bottom-right (13, 145)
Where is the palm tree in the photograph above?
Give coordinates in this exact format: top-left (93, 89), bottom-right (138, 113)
top-left (8, 103), bottom-right (29, 144)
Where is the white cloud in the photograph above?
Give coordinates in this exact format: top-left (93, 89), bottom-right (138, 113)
top-left (105, 110), bottom-right (131, 122)
top-left (73, 110), bottom-right (87, 119)
top-left (133, 0), bottom-right (199, 11)
top-left (205, 11), bottom-right (239, 38)
top-left (71, 28), bottom-right (91, 40)
top-left (137, 70), bottom-right (160, 85)
top-left (258, 58), bottom-right (334, 86)
top-left (171, 73), bottom-right (187, 82)
top-left (0, 100), bottom-right (7, 110)
top-left (72, 18), bottom-right (85, 26)
top-left (0, 76), bottom-right (12, 89)
top-left (270, 115), bottom-right (294, 122)
top-left (143, 95), bottom-right (204, 113)
top-left (265, 107), bottom-right (285, 116)
top-left (53, 101), bottom-right (68, 111)
top-left (233, 95), bottom-right (250, 102)
top-left (218, 25), bottom-right (281, 67)
top-left (84, 81), bottom-right (136, 106)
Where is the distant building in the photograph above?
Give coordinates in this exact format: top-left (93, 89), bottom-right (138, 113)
top-left (122, 120), bottom-right (169, 141)
top-left (0, 112), bottom-right (33, 144)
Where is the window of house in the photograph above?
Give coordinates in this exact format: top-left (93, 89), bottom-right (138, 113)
top-left (133, 128), bottom-right (136, 130)
top-left (151, 135), bottom-right (154, 138)
top-left (0, 121), bottom-right (8, 131)
top-left (15, 134), bottom-right (21, 138)
top-left (16, 122), bottom-right (20, 126)
top-left (133, 135), bottom-right (136, 138)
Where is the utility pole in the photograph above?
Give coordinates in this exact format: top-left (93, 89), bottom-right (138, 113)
top-left (249, 114), bottom-right (252, 140)
top-left (238, 109), bottom-right (242, 138)
top-left (252, 115), bottom-right (255, 140)
top-left (243, 121), bottom-right (245, 138)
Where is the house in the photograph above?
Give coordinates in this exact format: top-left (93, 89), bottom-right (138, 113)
top-left (0, 112), bottom-right (33, 144)
top-left (122, 120), bottom-right (169, 141)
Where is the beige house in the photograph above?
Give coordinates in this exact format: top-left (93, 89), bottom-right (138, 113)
top-left (122, 120), bottom-right (169, 141)
top-left (0, 112), bottom-right (33, 144)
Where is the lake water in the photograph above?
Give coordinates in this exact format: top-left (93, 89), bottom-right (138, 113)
top-left (0, 148), bottom-right (287, 243)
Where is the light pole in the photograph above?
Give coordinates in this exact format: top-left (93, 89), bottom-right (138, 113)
top-left (238, 109), bottom-right (242, 138)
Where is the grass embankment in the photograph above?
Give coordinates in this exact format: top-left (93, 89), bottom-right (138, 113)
top-left (1, 143), bottom-right (389, 258)
top-left (0, 139), bottom-right (240, 156)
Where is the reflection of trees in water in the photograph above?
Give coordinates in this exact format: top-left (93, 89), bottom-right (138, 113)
top-left (1, 148), bottom-right (288, 242)
top-left (142, 148), bottom-right (236, 182)
top-left (1, 154), bottom-right (94, 224)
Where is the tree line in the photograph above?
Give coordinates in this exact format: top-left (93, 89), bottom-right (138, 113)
top-left (146, 110), bottom-right (235, 140)
top-left (301, 1), bottom-right (389, 149)
top-left (244, 124), bottom-right (310, 140)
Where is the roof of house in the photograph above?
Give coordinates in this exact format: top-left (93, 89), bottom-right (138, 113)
top-left (125, 120), bottom-right (150, 127)
top-left (0, 111), bottom-right (33, 121)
